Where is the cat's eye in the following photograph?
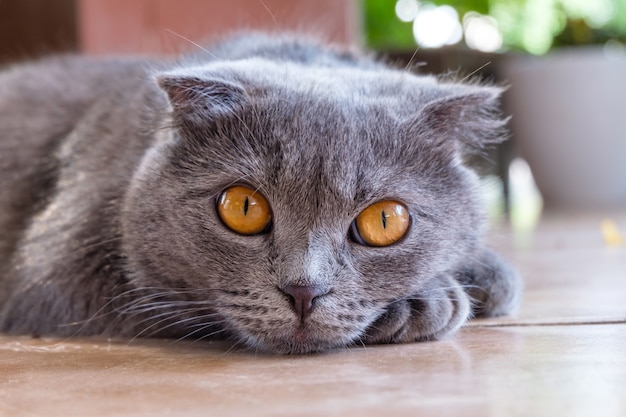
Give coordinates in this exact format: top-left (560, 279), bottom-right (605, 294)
top-left (350, 201), bottom-right (410, 247)
top-left (217, 186), bottom-right (272, 235)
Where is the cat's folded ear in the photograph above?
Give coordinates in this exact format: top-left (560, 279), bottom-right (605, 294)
top-left (156, 73), bottom-right (247, 124)
top-left (410, 85), bottom-right (509, 152)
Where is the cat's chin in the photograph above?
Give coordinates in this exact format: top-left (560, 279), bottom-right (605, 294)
top-left (251, 338), bottom-right (350, 355)
top-left (238, 326), bottom-right (359, 355)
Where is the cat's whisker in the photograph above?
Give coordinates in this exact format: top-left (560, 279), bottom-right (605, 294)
top-left (221, 337), bottom-right (246, 356)
top-left (191, 328), bottom-right (229, 344)
top-left (125, 297), bottom-right (220, 317)
top-left (170, 312), bottom-right (223, 326)
top-left (57, 286), bottom-right (146, 335)
top-left (403, 47), bottom-right (421, 74)
top-left (220, 173), bottom-right (255, 192)
top-left (257, 0), bottom-right (279, 28)
top-left (113, 290), bottom-right (171, 306)
top-left (69, 236), bottom-right (124, 256)
top-left (106, 288), bottom-right (212, 313)
top-left (115, 285), bottom-right (224, 298)
top-left (176, 322), bottom-right (226, 343)
top-left (344, 333), bottom-right (368, 352)
top-left (402, 296), bottom-right (467, 303)
top-left (117, 299), bottom-right (217, 315)
top-left (362, 321), bottom-right (385, 334)
top-left (138, 310), bottom-right (223, 339)
top-left (460, 61), bottom-right (492, 83)
top-left (58, 307), bottom-right (117, 332)
top-left (164, 28), bottom-right (218, 59)
top-left (113, 290), bottom-right (214, 309)
top-left (129, 319), bottom-right (183, 340)
top-left (127, 307), bottom-right (199, 330)
top-left (116, 301), bottom-right (217, 326)
top-left (463, 255), bottom-right (495, 271)
top-left (184, 316), bottom-right (229, 329)
top-left (113, 298), bottom-right (175, 316)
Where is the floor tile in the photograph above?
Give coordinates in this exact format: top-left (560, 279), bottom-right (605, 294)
top-left (1, 324), bottom-right (624, 417)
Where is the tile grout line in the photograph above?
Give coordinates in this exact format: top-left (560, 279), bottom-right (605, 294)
top-left (465, 316), bottom-right (626, 328)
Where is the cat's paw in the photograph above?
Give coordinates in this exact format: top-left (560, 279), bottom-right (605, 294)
top-left (455, 247), bottom-right (522, 318)
top-left (361, 275), bottom-right (471, 345)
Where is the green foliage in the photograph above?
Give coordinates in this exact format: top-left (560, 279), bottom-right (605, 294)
top-left (362, 0), bottom-right (416, 50)
top-left (362, 0), bottom-right (492, 50)
top-left (361, 0), bottom-right (626, 54)
top-left (429, 0), bottom-right (490, 15)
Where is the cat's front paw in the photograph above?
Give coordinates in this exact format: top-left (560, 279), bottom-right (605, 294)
top-left (362, 275), bottom-right (470, 345)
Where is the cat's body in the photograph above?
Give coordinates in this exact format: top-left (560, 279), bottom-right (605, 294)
top-left (0, 34), bottom-right (520, 353)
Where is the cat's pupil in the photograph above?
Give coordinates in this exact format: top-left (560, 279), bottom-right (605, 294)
top-left (381, 210), bottom-right (387, 229)
top-left (243, 197), bottom-right (249, 216)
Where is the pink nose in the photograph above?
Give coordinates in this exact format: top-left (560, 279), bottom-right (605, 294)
top-left (282, 285), bottom-right (327, 321)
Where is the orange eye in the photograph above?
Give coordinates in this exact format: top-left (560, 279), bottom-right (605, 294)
top-left (352, 201), bottom-right (410, 247)
top-left (217, 186), bottom-right (272, 235)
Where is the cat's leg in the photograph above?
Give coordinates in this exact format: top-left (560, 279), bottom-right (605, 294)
top-left (455, 247), bottom-right (522, 318)
top-left (362, 274), bottom-right (471, 344)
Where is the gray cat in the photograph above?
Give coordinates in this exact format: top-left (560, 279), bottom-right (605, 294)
top-left (0, 33), bottom-right (520, 354)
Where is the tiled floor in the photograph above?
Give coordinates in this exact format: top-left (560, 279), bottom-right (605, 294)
top-left (1, 211), bottom-right (625, 417)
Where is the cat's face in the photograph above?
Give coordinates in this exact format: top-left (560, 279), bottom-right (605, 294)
top-left (122, 59), bottom-right (501, 353)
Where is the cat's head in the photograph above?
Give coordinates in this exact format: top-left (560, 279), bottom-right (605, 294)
top-left (122, 55), bottom-right (507, 353)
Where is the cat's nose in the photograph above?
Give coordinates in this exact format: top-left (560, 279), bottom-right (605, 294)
top-left (282, 284), bottom-right (327, 321)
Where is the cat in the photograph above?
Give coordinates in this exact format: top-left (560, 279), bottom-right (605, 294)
top-left (0, 33), bottom-right (521, 354)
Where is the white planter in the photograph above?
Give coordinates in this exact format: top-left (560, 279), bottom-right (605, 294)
top-left (503, 48), bottom-right (626, 210)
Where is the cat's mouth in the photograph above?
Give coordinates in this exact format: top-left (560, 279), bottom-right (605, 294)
top-left (220, 287), bottom-right (376, 354)
top-left (231, 310), bottom-right (362, 354)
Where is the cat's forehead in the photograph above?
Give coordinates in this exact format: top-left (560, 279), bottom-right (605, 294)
top-left (162, 58), bottom-right (470, 211)
top-left (165, 58), bottom-right (441, 109)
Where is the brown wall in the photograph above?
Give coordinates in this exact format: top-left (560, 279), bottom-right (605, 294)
top-left (0, 0), bottom-right (77, 63)
top-left (77, 0), bottom-right (359, 55)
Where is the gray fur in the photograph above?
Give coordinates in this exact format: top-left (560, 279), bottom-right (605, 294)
top-left (0, 34), bottom-right (520, 353)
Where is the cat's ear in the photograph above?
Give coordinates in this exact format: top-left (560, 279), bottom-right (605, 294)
top-left (156, 74), bottom-right (247, 124)
top-left (412, 85), bottom-right (509, 151)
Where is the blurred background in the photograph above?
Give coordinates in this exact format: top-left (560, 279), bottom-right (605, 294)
top-left (1, 0), bottom-right (625, 231)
